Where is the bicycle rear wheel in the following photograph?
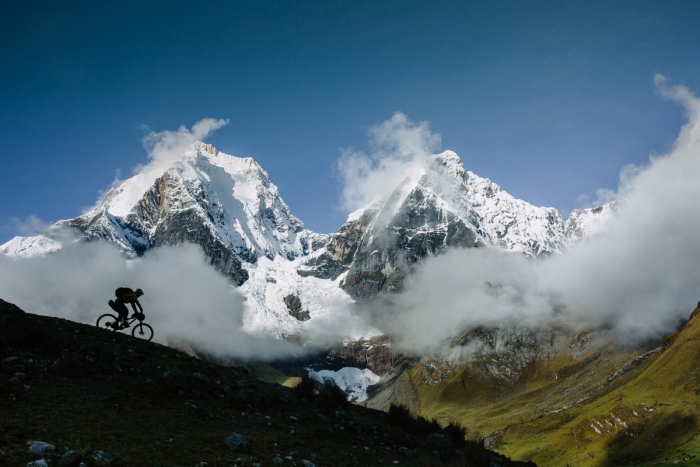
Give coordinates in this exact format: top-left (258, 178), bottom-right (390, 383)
top-left (96, 313), bottom-right (118, 331)
top-left (132, 323), bottom-right (154, 341)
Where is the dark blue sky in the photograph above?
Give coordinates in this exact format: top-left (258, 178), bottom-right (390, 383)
top-left (2, 0), bottom-right (699, 242)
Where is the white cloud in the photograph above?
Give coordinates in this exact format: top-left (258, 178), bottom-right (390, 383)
top-left (376, 248), bottom-right (556, 354)
top-left (5, 215), bottom-right (51, 237)
top-left (576, 187), bottom-right (618, 209)
top-left (139, 118), bottom-right (229, 176)
top-left (541, 77), bottom-right (700, 340)
top-left (370, 78), bottom-right (700, 351)
top-left (0, 242), bottom-right (296, 360)
top-left (337, 112), bottom-right (441, 212)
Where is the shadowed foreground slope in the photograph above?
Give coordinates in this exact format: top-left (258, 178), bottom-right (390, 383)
top-left (0, 299), bottom-right (535, 467)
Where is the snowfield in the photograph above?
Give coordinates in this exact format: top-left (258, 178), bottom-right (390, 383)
top-left (239, 255), bottom-right (381, 339)
top-left (307, 367), bottom-right (381, 402)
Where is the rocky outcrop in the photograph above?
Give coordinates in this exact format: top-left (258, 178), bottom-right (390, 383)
top-left (297, 209), bottom-right (375, 280)
top-left (130, 171), bottom-right (249, 284)
top-left (340, 185), bottom-right (482, 299)
top-left (283, 294), bottom-right (310, 322)
top-left (325, 335), bottom-right (397, 376)
top-left (419, 325), bottom-right (575, 386)
top-left (275, 335), bottom-right (398, 377)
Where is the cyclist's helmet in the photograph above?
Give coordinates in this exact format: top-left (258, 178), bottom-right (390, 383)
top-left (135, 288), bottom-right (144, 296)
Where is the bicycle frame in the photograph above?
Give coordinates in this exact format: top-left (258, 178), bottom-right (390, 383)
top-left (96, 312), bottom-right (154, 341)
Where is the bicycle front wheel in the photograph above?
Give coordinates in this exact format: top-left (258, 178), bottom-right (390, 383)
top-left (96, 313), bottom-right (118, 331)
top-left (132, 323), bottom-right (154, 341)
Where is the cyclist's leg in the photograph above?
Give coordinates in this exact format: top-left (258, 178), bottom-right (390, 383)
top-left (113, 301), bottom-right (129, 326)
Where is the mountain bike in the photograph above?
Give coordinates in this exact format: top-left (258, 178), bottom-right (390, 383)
top-left (96, 312), bottom-right (154, 341)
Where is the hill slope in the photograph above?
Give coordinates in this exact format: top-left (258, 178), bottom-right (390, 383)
top-left (364, 304), bottom-right (700, 466)
top-left (0, 299), bottom-right (536, 467)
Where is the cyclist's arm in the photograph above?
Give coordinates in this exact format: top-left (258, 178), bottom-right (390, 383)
top-left (130, 300), bottom-right (143, 314)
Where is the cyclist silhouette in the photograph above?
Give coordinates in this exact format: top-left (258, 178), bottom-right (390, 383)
top-left (108, 287), bottom-right (144, 329)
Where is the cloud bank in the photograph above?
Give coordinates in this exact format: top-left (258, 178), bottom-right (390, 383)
top-left (5, 80), bottom-right (699, 360)
top-left (365, 77), bottom-right (700, 352)
top-left (0, 242), bottom-right (296, 360)
top-left (139, 118), bottom-right (229, 176)
top-left (337, 112), bottom-right (441, 212)
top-left (5, 215), bottom-right (51, 237)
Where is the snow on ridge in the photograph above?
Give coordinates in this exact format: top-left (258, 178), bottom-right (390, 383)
top-left (565, 201), bottom-right (618, 243)
top-left (0, 235), bottom-right (61, 257)
top-left (103, 171), bottom-right (160, 218)
top-left (344, 149), bottom-right (587, 258)
top-left (307, 367), bottom-right (381, 402)
top-left (101, 141), bottom-right (269, 219)
top-left (409, 151), bottom-right (568, 255)
top-left (346, 208), bottom-right (366, 223)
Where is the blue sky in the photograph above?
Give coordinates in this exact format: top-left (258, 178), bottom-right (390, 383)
top-left (2, 0), bottom-right (699, 243)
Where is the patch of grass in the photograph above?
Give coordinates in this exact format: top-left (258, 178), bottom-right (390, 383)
top-left (317, 381), bottom-right (348, 409)
top-left (292, 372), bottom-right (316, 401)
top-left (387, 403), bottom-right (459, 443)
top-left (442, 421), bottom-right (468, 447)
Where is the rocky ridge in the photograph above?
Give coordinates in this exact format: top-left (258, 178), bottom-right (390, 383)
top-left (299, 151), bottom-right (610, 300)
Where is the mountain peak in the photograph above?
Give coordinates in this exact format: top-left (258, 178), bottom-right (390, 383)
top-left (432, 150), bottom-right (465, 178)
top-left (193, 141), bottom-right (262, 174)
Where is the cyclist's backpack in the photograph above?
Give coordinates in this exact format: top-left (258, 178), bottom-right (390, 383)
top-left (115, 287), bottom-right (134, 300)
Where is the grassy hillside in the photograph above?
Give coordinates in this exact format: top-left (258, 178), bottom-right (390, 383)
top-left (0, 299), bottom-right (535, 467)
top-left (389, 304), bottom-right (700, 466)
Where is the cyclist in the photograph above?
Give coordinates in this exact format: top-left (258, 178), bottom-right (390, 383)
top-left (108, 287), bottom-right (145, 329)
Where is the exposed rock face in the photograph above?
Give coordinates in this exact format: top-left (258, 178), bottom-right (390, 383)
top-left (419, 325), bottom-right (577, 386)
top-left (283, 294), bottom-right (310, 322)
top-left (302, 151), bottom-right (577, 300)
top-left (364, 362), bottom-right (422, 413)
top-left (339, 184), bottom-right (482, 299)
top-left (289, 336), bottom-right (398, 377)
top-left (297, 209), bottom-right (375, 280)
top-left (325, 335), bottom-right (397, 376)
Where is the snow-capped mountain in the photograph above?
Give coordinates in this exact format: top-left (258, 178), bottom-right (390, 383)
top-left (6, 142), bottom-right (324, 282)
top-left (300, 150), bottom-right (597, 299)
top-left (1, 142), bottom-right (372, 338)
top-left (1, 143), bottom-right (613, 337)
